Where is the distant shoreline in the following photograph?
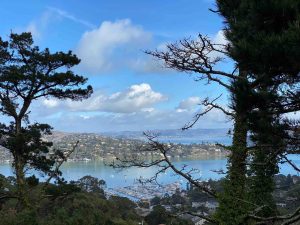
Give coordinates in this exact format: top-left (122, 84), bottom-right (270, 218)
top-left (0, 154), bottom-right (228, 164)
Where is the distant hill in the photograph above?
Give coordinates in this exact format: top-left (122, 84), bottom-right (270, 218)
top-left (44, 131), bottom-right (73, 142)
top-left (101, 128), bottom-right (231, 145)
top-left (0, 129), bottom-right (230, 162)
top-left (48, 128), bottom-right (231, 145)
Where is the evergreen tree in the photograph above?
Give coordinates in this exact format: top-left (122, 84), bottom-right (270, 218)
top-left (216, 0), bottom-right (300, 222)
top-left (0, 32), bottom-right (93, 209)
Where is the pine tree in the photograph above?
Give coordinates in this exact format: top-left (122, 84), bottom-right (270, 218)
top-left (0, 32), bottom-right (93, 209)
top-left (216, 0), bottom-right (300, 222)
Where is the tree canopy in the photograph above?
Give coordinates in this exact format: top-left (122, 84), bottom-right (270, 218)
top-left (0, 32), bottom-right (93, 209)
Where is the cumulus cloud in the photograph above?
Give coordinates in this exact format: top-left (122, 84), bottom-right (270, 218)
top-left (43, 99), bottom-right (60, 108)
top-left (176, 97), bottom-right (201, 112)
top-left (35, 92), bottom-right (231, 132)
top-left (44, 106), bottom-right (230, 133)
top-left (213, 30), bottom-right (228, 45)
top-left (41, 83), bottom-right (167, 113)
top-left (24, 14), bottom-right (165, 74)
top-left (204, 30), bottom-right (229, 60)
top-left (76, 19), bottom-right (152, 74)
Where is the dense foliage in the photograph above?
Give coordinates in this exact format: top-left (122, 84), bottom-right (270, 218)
top-left (0, 32), bottom-right (93, 209)
top-left (215, 1), bottom-right (300, 223)
top-left (0, 175), bottom-right (141, 225)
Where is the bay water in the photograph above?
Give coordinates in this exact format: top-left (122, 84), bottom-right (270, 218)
top-left (0, 155), bottom-right (299, 188)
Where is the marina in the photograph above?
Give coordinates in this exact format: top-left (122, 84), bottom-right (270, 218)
top-left (107, 182), bottom-right (181, 201)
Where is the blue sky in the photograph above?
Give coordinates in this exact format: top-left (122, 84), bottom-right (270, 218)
top-left (1, 0), bottom-right (233, 132)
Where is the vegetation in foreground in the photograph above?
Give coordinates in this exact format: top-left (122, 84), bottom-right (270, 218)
top-left (0, 175), bottom-right (193, 225)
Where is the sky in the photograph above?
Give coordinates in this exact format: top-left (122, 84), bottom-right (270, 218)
top-left (0, 0), bottom-right (234, 133)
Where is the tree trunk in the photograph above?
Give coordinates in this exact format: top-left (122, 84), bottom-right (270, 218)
top-left (15, 154), bottom-right (27, 210)
top-left (14, 117), bottom-right (28, 210)
top-left (247, 85), bottom-right (280, 219)
top-left (228, 111), bottom-right (248, 197)
top-left (215, 74), bottom-right (251, 225)
top-left (215, 111), bottom-right (249, 225)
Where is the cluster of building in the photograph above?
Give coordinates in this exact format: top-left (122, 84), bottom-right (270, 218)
top-left (52, 133), bottom-right (228, 161)
top-left (107, 182), bottom-right (181, 201)
top-left (105, 181), bottom-right (219, 225)
top-left (0, 131), bottom-right (228, 163)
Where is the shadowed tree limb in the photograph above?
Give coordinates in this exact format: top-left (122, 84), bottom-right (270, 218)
top-left (248, 206), bottom-right (300, 225)
top-left (43, 140), bottom-right (79, 188)
top-left (182, 94), bottom-right (234, 130)
top-left (145, 34), bottom-right (240, 90)
top-left (111, 133), bottom-right (217, 198)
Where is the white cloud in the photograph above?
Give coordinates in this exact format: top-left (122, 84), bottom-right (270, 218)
top-left (80, 115), bottom-right (91, 120)
top-left (43, 99), bottom-right (60, 108)
top-left (284, 111), bottom-right (300, 120)
top-left (176, 97), bottom-right (201, 112)
top-left (24, 15), bottom-right (169, 74)
top-left (22, 10), bottom-right (53, 40)
top-left (203, 30), bottom-right (229, 60)
top-left (76, 19), bottom-right (152, 74)
top-left (129, 57), bottom-right (167, 74)
top-left (214, 30), bottom-right (228, 46)
top-left (42, 83), bottom-right (167, 113)
top-left (36, 92), bottom-right (231, 132)
top-left (46, 106), bottom-right (230, 133)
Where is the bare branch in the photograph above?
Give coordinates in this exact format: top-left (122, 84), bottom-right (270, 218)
top-left (281, 154), bottom-right (300, 173)
top-left (183, 94), bottom-right (233, 130)
top-left (175, 211), bottom-right (218, 224)
top-left (43, 141), bottom-right (79, 188)
top-left (0, 194), bottom-right (18, 200)
top-left (145, 34), bottom-right (237, 90)
top-left (112, 133), bottom-right (217, 198)
top-left (248, 206), bottom-right (300, 224)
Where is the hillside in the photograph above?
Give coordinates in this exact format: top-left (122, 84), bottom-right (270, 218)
top-left (52, 131), bottom-right (228, 161)
top-left (0, 129), bottom-right (229, 162)
top-left (102, 128), bottom-right (231, 144)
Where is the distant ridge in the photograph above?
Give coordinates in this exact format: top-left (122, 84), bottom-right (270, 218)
top-left (100, 128), bottom-right (231, 145)
top-left (50, 128), bottom-right (231, 145)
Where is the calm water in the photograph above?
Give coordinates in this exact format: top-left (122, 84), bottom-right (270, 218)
top-left (157, 137), bottom-right (232, 145)
top-left (1, 155), bottom-right (299, 188)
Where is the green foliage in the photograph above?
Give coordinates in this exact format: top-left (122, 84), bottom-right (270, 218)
top-left (26, 175), bottom-right (39, 187)
top-left (145, 205), bottom-right (168, 225)
top-left (109, 195), bottom-right (138, 220)
top-left (44, 181), bottom-right (82, 197)
top-left (214, 1), bottom-right (300, 223)
top-left (38, 193), bottom-right (137, 225)
top-left (0, 176), bottom-right (141, 225)
top-left (0, 209), bottom-right (38, 225)
top-left (0, 193), bottom-right (141, 225)
top-left (75, 175), bottom-right (106, 195)
top-left (0, 32), bottom-right (93, 208)
top-left (217, 0), bottom-right (300, 78)
top-left (150, 196), bottom-right (161, 205)
top-left (214, 179), bottom-right (251, 225)
top-left (145, 205), bottom-right (192, 225)
top-left (1, 123), bottom-right (56, 174)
